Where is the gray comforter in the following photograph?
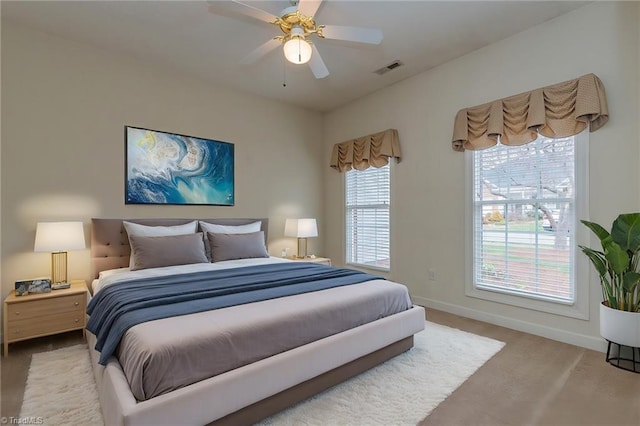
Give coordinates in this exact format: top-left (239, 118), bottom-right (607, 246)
top-left (114, 278), bottom-right (413, 400)
top-left (88, 263), bottom-right (382, 364)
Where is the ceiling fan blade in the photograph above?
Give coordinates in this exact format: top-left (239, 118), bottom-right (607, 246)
top-left (320, 25), bottom-right (383, 45)
top-left (240, 38), bottom-right (281, 64)
top-left (309, 44), bottom-right (329, 79)
top-left (297, 0), bottom-right (323, 19)
top-left (207, 0), bottom-right (278, 24)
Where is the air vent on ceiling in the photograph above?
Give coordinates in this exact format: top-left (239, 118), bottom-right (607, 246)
top-left (373, 60), bottom-right (404, 75)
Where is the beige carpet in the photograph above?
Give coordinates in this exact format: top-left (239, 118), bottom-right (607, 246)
top-left (20, 322), bottom-right (504, 425)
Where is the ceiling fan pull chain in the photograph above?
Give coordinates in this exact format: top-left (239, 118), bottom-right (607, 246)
top-left (283, 62), bottom-right (287, 87)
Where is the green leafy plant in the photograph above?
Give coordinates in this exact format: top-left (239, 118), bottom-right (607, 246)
top-left (580, 213), bottom-right (640, 312)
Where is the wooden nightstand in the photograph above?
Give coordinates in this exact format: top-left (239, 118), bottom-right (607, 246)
top-left (3, 279), bottom-right (88, 356)
top-left (287, 256), bottom-right (332, 266)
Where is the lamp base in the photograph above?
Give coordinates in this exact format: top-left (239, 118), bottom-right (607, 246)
top-left (296, 237), bottom-right (308, 259)
top-left (51, 251), bottom-right (68, 284)
top-left (52, 282), bottom-right (71, 290)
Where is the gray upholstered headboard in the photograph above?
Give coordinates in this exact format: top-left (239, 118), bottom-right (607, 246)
top-left (91, 218), bottom-right (269, 279)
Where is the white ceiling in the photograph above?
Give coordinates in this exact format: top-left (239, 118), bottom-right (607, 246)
top-left (2, 1), bottom-right (588, 112)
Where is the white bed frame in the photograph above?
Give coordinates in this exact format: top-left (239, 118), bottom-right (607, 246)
top-left (89, 218), bottom-right (426, 425)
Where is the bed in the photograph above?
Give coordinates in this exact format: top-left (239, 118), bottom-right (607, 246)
top-left (88, 218), bottom-right (426, 425)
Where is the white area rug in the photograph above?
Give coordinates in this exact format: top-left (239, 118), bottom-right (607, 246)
top-left (259, 322), bottom-right (505, 425)
top-left (20, 322), bottom-right (504, 426)
top-left (19, 344), bottom-right (102, 425)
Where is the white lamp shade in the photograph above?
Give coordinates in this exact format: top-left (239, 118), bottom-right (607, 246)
top-left (283, 36), bottom-right (312, 65)
top-left (34, 221), bottom-right (86, 252)
top-left (284, 218), bottom-right (318, 238)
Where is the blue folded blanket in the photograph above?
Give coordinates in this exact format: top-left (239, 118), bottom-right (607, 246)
top-left (87, 262), bottom-right (381, 364)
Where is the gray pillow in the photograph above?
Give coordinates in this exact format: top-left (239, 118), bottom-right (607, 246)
top-left (199, 221), bottom-right (262, 261)
top-left (129, 232), bottom-right (208, 271)
top-left (123, 220), bottom-right (198, 267)
top-left (207, 231), bottom-right (269, 262)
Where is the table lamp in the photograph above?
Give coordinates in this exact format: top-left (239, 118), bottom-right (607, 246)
top-left (34, 221), bottom-right (86, 284)
top-left (284, 218), bottom-right (318, 258)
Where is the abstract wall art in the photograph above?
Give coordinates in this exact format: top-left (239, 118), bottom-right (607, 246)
top-left (125, 126), bottom-right (235, 205)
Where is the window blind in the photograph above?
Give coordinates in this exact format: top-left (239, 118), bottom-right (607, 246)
top-left (473, 136), bottom-right (576, 303)
top-left (345, 164), bottom-right (390, 270)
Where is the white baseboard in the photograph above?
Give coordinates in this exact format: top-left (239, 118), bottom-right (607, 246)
top-left (413, 295), bottom-right (607, 353)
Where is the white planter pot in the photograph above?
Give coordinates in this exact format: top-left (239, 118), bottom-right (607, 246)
top-left (600, 302), bottom-right (640, 347)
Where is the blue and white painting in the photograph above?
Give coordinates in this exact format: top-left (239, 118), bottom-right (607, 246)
top-left (125, 126), bottom-right (234, 205)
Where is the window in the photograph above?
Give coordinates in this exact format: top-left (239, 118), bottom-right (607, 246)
top-left (467, 132), bottom-right (589, 318)
top-left (345, 164), bottom-right (390, 271)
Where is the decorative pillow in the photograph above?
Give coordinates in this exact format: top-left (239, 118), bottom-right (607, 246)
top-left (129, 233), bottom-right (208, 271)
top-left (199, 221), bottom-right (262, 260)
top-left (123, 220), bottom-right (198, 266)
top-left (207, 231), bottom-right (269, 263)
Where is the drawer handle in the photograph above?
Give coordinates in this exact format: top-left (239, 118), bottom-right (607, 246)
top-left (74, 318), bottom-right (79, 323)
top-left (14, 329), bottom-right (20, 334)
top-left (14, 312), bottom-right (20, 316)
top-left (74, 302), bottom-right (79, 306)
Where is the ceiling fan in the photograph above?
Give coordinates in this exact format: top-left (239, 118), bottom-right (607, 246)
top-left (207, 0), bottom-right (383, 79)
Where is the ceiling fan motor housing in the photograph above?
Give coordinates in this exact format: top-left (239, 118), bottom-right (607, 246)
top-left (277, 6), bottom-right (321, 40)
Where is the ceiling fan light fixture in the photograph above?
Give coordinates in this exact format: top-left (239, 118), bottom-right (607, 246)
top-left (283, 26), bottom-right (312, 65)
top-left (283, 37), bottom-right (312, 64)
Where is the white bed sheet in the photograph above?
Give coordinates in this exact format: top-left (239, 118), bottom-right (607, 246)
top-left (92, 256), bottom-right (291, 294)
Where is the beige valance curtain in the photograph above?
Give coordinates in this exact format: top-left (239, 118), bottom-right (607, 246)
top-left (330, 128), bottom-right (401, 172)
top-left (451, 73), bottom-right (609, 152)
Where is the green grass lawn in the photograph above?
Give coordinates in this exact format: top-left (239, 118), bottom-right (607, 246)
top-left (482, 243), bottom-right (570, 274)
top-left (484, 221), bottom-right (547, 232)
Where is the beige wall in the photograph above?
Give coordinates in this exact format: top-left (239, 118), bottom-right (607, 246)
top-left (0, 22), bottom-right (324, 300)
top-left (323, 2), bottom-right (640, 350)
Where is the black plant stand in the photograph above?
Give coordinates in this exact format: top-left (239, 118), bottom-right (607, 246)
top-left (605, 340), bottom-right (640, 373)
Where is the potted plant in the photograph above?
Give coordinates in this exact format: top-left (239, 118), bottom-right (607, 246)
top-left (580, 213), bottom-right (640, 350)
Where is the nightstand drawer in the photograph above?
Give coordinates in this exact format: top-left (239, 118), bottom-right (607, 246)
top-left (7, 311), bottom-right (85, 341)
top-left (6, 293), bottom-right (85, 320)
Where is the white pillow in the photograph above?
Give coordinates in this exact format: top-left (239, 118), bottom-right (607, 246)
top-left (123, 220), bottom-right (198, 266)
top-left (199, 221), bottom-right (262, 260)
top-left (198, 221), bottom-right (262, 235)
top-left (98, 267), bottom-right (130, 279)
